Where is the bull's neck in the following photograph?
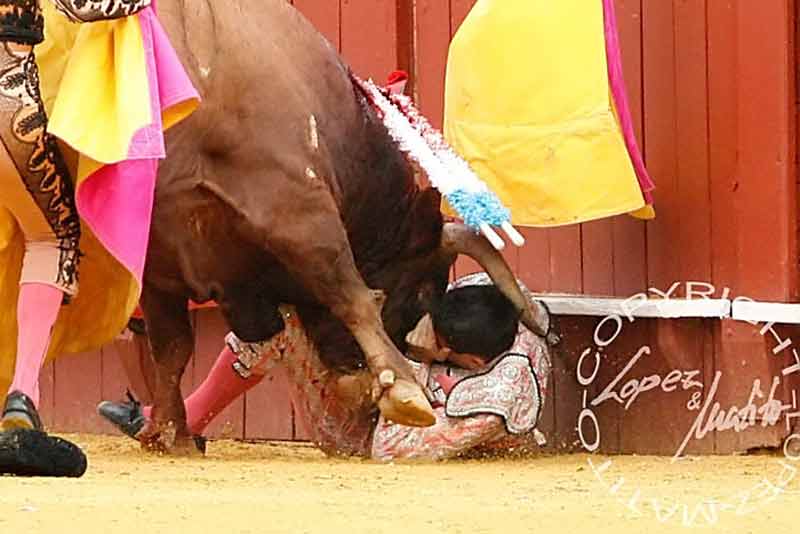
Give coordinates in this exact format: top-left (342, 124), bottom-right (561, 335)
top-left (334, 108), bottom-right (424, 277)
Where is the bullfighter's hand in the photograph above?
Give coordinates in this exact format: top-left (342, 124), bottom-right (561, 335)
top-left (546, 331), bottom-right (561, 346)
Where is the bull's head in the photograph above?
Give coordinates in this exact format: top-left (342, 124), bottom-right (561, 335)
top-left (377, 188), bottom-right (549, 358)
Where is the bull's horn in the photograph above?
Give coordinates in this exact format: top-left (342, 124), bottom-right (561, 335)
top-left (441, 222), bottom-right (550, 336)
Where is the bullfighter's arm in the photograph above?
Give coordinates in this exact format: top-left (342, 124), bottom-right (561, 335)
top-left (51, 0), bottom-right (152, 23)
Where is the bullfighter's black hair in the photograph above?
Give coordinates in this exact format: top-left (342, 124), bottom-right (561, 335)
top-left (432, 285), bottom-right (520, 361)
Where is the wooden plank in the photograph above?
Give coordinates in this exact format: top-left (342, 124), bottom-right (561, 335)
top-left (642, 0), bottom-right (678, 292)
top-left (674, 0), bottom-right (712, 285)
top-left (794, 0), bottom-right (800, 407)
top-left (581, 220), bottom-right (615, 296)
top-left (244, 365), bottom-right (294, 441)
top-left (413, 0), bottom-right (451, 128)
top-left (735, 2), bottom-right (798, 301)
top-left (193, 309), bottom-right (244, 439)
top-left (396, 0), bottom-right (415, 86)
top-left (548, 227), bottom-right (583, 294)
top-left (341, 0), bottom-right (398, 79)
top-left (51, 351), bottom-right (104, 434)
top-left (612, 0), bottom-right (647, 298)
top-left (293, 0), bottom-right (341, 50)
top-left (518, 228), bottom-right (551, 294)
top-left (706, 0), bottom-right (787, 455)
top-left (705, 320), bottom-right (720, 455)
top-left (733, 301), bottom-right (800, 324)
top-left (713, 0), bottom-right (797, 453)
top-left (538, 295), bottom-right (730, 319)
top-left (611, 218), bottom-right (647, 297)
top-left (707, 0), bottom-right (739, 293)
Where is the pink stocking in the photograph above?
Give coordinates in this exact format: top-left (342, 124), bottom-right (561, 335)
top-left (143, 346), bottom-right (265, 435)
top-left (8, 283), bottom-right (64, 407)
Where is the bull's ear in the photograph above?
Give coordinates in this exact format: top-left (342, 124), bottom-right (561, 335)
top-left (404, 186), bottom-right (445, 254)
top-left (416, 187), bottom-right (444, 227)
top-left (416, 264), bottom-right (449, 316)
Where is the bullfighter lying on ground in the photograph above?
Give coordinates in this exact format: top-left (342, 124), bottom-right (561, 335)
top-left (99, 273), bottom-right (552, 460)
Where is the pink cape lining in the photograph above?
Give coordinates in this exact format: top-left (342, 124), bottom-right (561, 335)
top-left (74, 5), bottom-right (199, 285)
top-left (602, 0), bottom-right (655, 205)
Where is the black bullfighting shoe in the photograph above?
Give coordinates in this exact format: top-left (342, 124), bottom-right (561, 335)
top-left (1, 391), bottom-right (43, 432)
top-left (98, 392), bottom-right (207, 454)
top-left (0, 393), bottom-right (87, 477)
top-left (0, 429), bottom-right (87, 478)
top-left (97, 391), bottom-right (146, 439)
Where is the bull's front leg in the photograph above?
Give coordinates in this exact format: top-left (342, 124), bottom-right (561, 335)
top-left (330, 286), bottom-right (436, 427)
top-left (263, 189), bottom-right (435, 427)
top-left (137, 285), bottom-right (198, 454)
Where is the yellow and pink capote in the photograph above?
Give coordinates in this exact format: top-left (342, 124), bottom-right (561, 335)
top-left (0, 2), bottom-right (199, 393)
top-left (443, 0), bottom-right (655, 227)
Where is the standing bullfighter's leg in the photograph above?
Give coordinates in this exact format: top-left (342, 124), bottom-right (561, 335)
top-left (137, 285), bottom-right (197, 453)
top-left (0, 42), bottom-right (81, 431)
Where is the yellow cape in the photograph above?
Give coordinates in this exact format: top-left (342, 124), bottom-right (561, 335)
top-left (0, 4), bottom-right (197, 394)
top-left (443, 0), bottom-right (651, 227)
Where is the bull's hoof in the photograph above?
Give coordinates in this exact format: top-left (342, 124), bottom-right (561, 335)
top-left (137, 421), bottom-right (205, 456)
top-left (143, 437), bottom-right (204, 457)
top-left (140, 434), bottom-right (205, 457)
top-left (378, 379), bottom-right (436, 427)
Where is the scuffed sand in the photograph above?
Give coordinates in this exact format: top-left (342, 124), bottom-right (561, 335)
top-left (0, 435), bottom-right (796, 533)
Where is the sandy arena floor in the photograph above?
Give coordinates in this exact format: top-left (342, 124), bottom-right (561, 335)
top-left (0, 435), bottom-right (796, 533)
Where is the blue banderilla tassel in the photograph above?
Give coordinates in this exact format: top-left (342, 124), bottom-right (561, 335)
top-left (446, 188), bottom-right (511, 230)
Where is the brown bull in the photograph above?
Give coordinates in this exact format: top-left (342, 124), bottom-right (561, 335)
top-left (140, 0), bottom-right (548, 451)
